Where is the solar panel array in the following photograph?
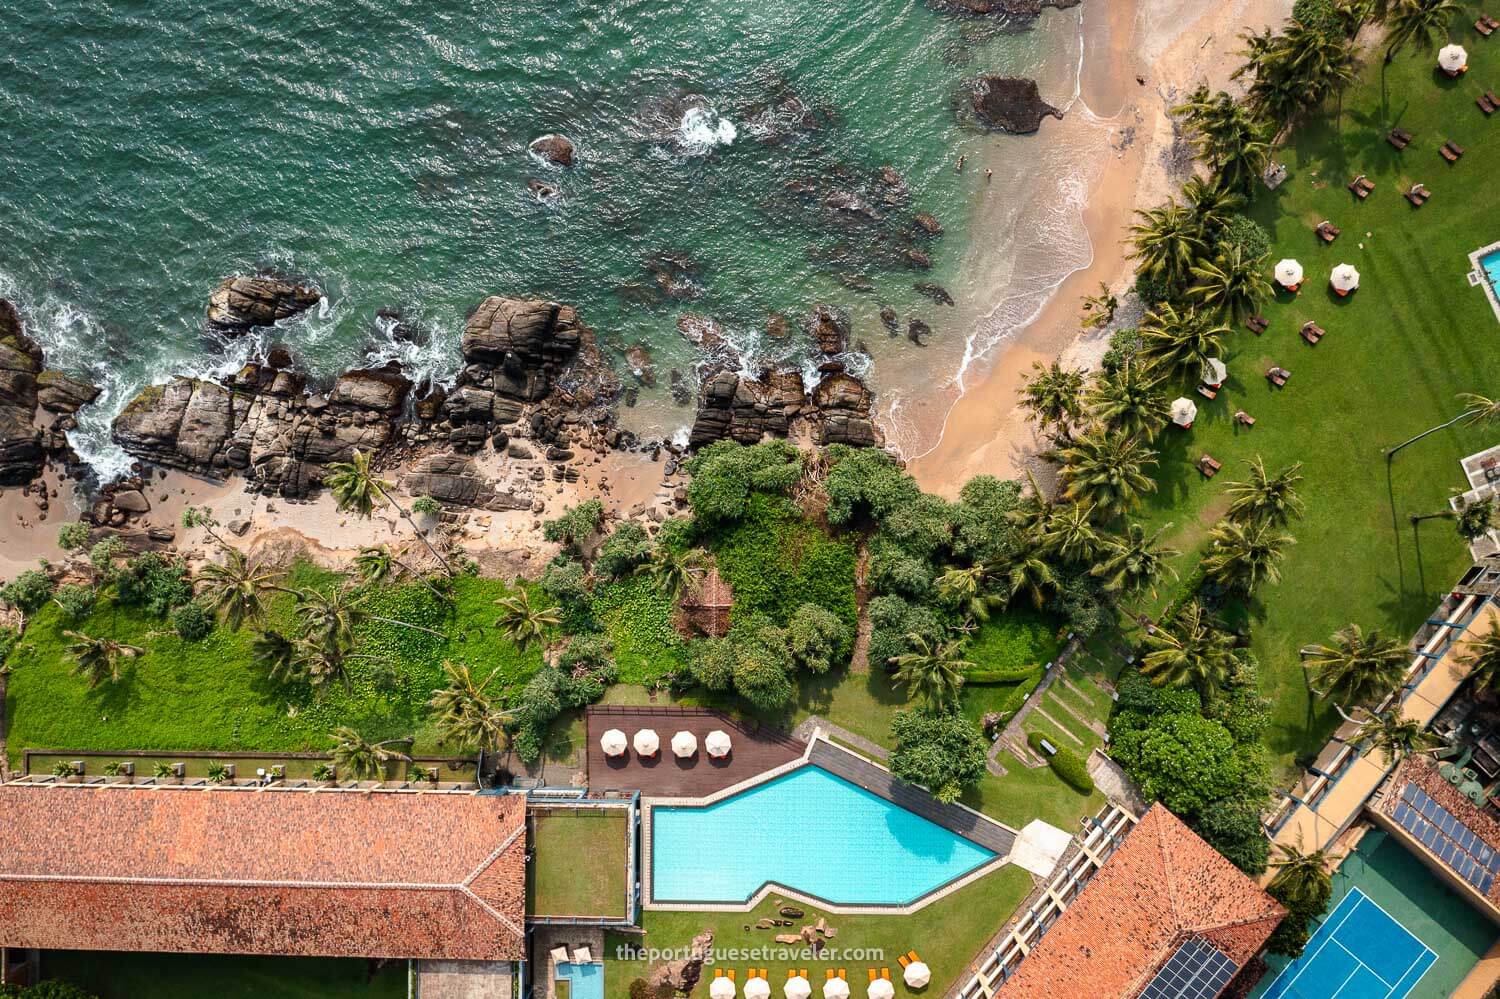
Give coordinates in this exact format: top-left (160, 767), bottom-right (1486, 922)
top-left (1394, 783), bottom-right (1500, 895)
top-left (1136, 938), bottom-right (1238, 999)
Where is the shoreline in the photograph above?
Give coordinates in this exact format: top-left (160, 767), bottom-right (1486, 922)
top-left (909, 0), bottom-right (1295, 497)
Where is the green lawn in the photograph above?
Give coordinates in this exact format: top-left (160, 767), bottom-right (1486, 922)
top-left (4, 563), bottom-right (539, 765)
top-left (1135, 7), bottom-right (1500, 777)
top-left (529, 809), bottom-right (630, 918)
top-left (604, 866), bottom-right (1034, 999)
top-left (41, 951), bottom-right (405, 999)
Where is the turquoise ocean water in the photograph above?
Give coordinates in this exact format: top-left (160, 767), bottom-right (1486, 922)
top-left (0, 1), bottom-right (1096, 477)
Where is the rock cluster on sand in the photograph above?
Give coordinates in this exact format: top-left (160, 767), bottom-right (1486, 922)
top-left (111, 293), bottom-right (620, 499)
top-left (0, 299), bottom-right (98, 485)
top-left (970, 76), bottom-right (1064, 134)
top-left (205, 275), bottom-right (323, 333)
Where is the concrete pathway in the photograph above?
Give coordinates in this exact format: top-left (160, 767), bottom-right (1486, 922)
top-left (791, 716), bottom-right (889, 761)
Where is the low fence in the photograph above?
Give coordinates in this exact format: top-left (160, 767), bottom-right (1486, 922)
top-left (19, 747), bottom-right (479, 786)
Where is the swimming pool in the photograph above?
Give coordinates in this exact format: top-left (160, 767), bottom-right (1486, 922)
top-left (650, 765), bottom-right (997, 907)
top-left (556, 962), bottom-right (605, 999)
top-left (1483, 248), bottom-right (1500, 288)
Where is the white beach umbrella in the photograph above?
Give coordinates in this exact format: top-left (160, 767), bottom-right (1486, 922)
top-left (1203, 357), bottom-right (1228, 387)
top-left (746, 978), bottom-right (772, 999)
top-left (671, 731), bottom-right (698, 758)
top-left (824, 978), bottom-right (851, 999)
top-left (1274, 258), bottom-right (1304, 289)
top-left (786, 976), bottom-right (812, 999)
top-left (1331, 263), bottom-right (1360, 294)
top-left (600, 729), bottom-right (628, 757)
top-left (1439, 44), bottom-right (1468, 74)
top-left (705, 729), bottom-right (733, 758)
top-left (633, 729), bottom-right (660, 756)
top-left (712, 978), bottom-right (737, 999)
top-left (867, 979), bottom-right (895, 999)
top-left (903, 964), bottom-right (932, 990)
top-left (1170, 398), bottom-right (1197, 429)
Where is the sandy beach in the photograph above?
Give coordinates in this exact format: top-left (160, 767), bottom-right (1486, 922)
top-left (910, 0), bottom-right (1296, 497)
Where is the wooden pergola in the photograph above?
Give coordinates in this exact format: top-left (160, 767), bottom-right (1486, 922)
top-left (679, 568), bottom-right (734, 638)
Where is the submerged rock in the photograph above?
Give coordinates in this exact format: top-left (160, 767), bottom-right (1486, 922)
top-left (806, 305), bottom-right (851, 355)
top-left (528, 133), bottom-right (575, 167)
top-left (206, 276), bottom-right (322, 333)
top-left (971, 76), bottom-right (1064, 134)
top-left (915, 282), bottom-right (956, 306)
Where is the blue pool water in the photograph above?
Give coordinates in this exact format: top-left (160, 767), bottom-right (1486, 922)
top-left (557, 963), bottom-right (605, 999)
top-left (1483, 249), bottom-right (1500, 287)
top-left (650, 765), bottom-right (996, 906)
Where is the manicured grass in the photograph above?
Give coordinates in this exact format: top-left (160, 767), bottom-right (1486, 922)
top-left (603, 865), bottom-right (1034, 999)
top-left (4, 563), bottom-right (540, 764)
top-left (42, 951), bottom-right (405, 999)
top-left (1135, 8), bottom-right (1500, 777)
top-left (529, 809), bottom-right (630, 918)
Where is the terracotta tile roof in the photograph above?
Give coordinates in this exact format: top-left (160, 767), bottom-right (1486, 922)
top-left (996, 804), bottom-right (1284, 999)
top-left (0, 784), bottom-right (525, 961)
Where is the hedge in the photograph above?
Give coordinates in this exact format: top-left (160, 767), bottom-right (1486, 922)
top-left (1026, 730), bottom-right (1096, 794)
top-left (994, 669), bottom-right (1044, 716)
top-left (965, 663), bottom-right (1044, 685)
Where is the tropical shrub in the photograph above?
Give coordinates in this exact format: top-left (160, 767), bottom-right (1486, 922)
top-left (2, 569), bottom-right (54, 615)
top-left (411, 495), bottom-right (442, 517)
top-left (890, 710), bottom-right (988, 803)
top-left (57, 522), bottom-right (90, 552)
top-left (823, 445), bottom-right (920, 526)
top-left (540, 556), bottom-right (593, 631)
top-left (51, 584), bottom-right (96, 620)
top-left (786, 602), bottom-right (849, 674)
top-left (170, 601), bottom-right (214, 641)
top-left (595, 521), bottom-right (653, 579)
top-left (951, 475), bottom-right (1024, 565)
top-left (711, 494), bottom-right (857, 632)
top-left (1029, 733), bottom-right (1095, 794)
top-left (206, 761), bottom-right (231, 783)
top-left (89, 536), bottom-right (124, 576)
top-left (114, 553), bottom-right (191, 617)
top-left (1215, 214), bottom-right (1271, 261)
top-left (543, 500), bottom-right (604, 555)
top-left (684, 439), bottom-right (803, 523)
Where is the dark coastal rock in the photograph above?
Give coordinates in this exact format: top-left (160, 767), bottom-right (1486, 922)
top-left (0, 300), bottom-right (46, 484)
top-left (688, 363), bottom-right (881, 452)
top-left (928, 0), bottom-right (1080, 14)
top-left (879, 306), bottom-right (899, 336)
top-left (915, 282), bottom-right (956, 306)
top-left (912, 213), bottom-right (945, 238)
top-left (36, 371), bottom-right (102, 414)
top-left (813, 372), bottom-right (879, 447)
top-left (625, 344), bottom-right (655, 386)
top-left (328, 362), bottom-right (411, 415)
top-left (206, 276), bottom-right (322, 332)
top-left (908, 318), bottom-right (933, 346)
top-left (528, 133), bottom-right (575, 167)
top-left (527, 179), bottom-right (561, 202)
top-left (902, 248), bottom-right (933, 270)
top-left (806, 305), bottom-right (851, 355)
top-left (460, 296), bottom-right (585, 401)
top-left (970, 77), bottom-right (1063, 134)
top-left (823, 188), bottom-right (880, 221)
top-left (400, 453), bottom-right (531, 512)
top-left (644, 252), bottom-right (704, 301)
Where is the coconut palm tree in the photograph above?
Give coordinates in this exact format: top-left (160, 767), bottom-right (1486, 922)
top-left (353, 545), bottom-right (394, 586)
top-left (1085, 359), bottom-right (1170, 441)
top-left (1136, 304), bottom-right (1228, 378)
top-left (891, 634), bottom-right (972, 712)
top-left (429, 660), bottom-right (512, 753)
top-left (996, 552), bottom-right (1057, 610)
top-left (634, 545), bottom-right (707, 604)
top-left (251, 629), bottom-right (301, 685)
top-left (1006, 469), bottom-right (1060, 538)
top-left (1383, 0), bottom-right (1459, 63)
top-left (1141, 601), bottom-right (1237, 702)
top-left (1093, 522), bottom-right (1180, 597)
top-left (328, 726), bottom-right (413, 782)
top-left (1079, 282), bottom-right (1119, 329)
top-left (63, 631), bottom-right (145, 688)
top-left (1355, 710), bottom-right (1438, 764)
top-left (294, 587), bottom-right (366, 650)
top-left (324, 449), bottom-right (453, 576)
top-left (1268, 836), bottom-right (1335, 913)
top-left (1302, 624), bottom-right (1409, 708)
top-left (937, 564), bottom-right (1001, 624)
top-left (1128, 200), bottom-right (1208, 287)
top-left (1189, 246), bottom-right (1273, 320)
top-left (1226, 457), bottom-right (1306, 527)
top-left (1052, 430), bottom-right (1159, 520)
top-left (1018, 360), bottom-right (1086, 434)
top-left (1039, 502), bottom-right (1106, 564)
top-left (493, 588), bottom-right (561, 652)
top-left (1203, 518), bottom-right (1296, 593)
top-left (1181, 176), bottom-right (1246, 232)
top-left (1172, 90), bottom-right (1273, 195)
top-left (1242, 21), bottom-right (1358, 133)
top-left (195, 548), bottom-right (283, 630)
top-left (1455, 617), bottom-right (1500, 695)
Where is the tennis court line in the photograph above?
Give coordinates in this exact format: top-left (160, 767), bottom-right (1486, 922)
top-left (1262, 888), bottom-right (1438, 999)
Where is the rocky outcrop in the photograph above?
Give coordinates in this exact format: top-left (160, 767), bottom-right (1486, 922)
top-left (528, 134), bottom-right (575, 166)
top-left (971, 77), bottom-right (1063, 134)
top-left (36, 371), bottom-right (101, 414)
top-left (460, 297), bottom-right (585, 402)
top-left (400, 453), bottom-right (532, 512)
top-left (806, 305), bottom-right (850, 355)
top-left (813, 373), bottom-right (880, 447)
top-left (0, 300), bottom-right (46, 485)
top-left (688, 365), bottom-right (881, 452)
top-left (206, 276), bottom-right (322, 332)
top-left (929, 0), bottom-right (1080, 14)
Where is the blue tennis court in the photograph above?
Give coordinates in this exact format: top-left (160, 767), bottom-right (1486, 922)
top-left (1262, 889), bottom-right (1437, 998)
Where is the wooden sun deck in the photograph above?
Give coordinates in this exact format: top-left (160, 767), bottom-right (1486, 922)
top-left (585, 706), bottom-right (803, 798)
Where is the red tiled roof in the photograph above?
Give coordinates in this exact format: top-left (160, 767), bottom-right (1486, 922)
top-left (996, 804), bottom-right (1284, 999)
top-left (0, 784), bottom-right (526, 961)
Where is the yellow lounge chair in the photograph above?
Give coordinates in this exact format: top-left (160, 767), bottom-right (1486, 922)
top-left (907, 952), bottom-right (920, 964)
top-left (801, 971), bottom-right (808, 980)
top-left (868, 971), bottom-right (878, 982)
top-left (826, 971), bottom-right (836, 980)
top-left (839, 970), bottom-right (847, 981)
top-left (881, 969), bottom-right (892, 981)
top-left (898, 957), bottom-right (910, 969)
top-left (716, 970), bottom-right (725, 979)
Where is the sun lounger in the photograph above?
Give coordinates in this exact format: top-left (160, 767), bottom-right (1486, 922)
top-left (1246, 314), bottom-right (1269, 334)
top-left (1387, 128), bottom-right (1412, 149)
top-left (1477, 15), bottom-right (1498, 35)
top-left (1235, 410), bottom-right (1256, 427)
top-left (801, 971), bottom-right (809, 980)
top-left (1480, 93), bottom-right (1497, 114)
top-left (1440, 140), bottom-right (1464, 162)
top-left (572, 947), bottom-right (592, 963)
top-left (728, 970), bottom-right (737, 981)
top-left (1405, 183), bottom-right (1431, 206)
top-left (1198, 454), bottom-right (1222, 478)
top-left (1315, 220), bottom-right (1341, 242)
top-left (1347, 174), bottom-right (1375, 198)
top-left (1266, 366), bottom-right (1290, 387)
top-left (550, 947), bottom-right (570, 965)
top-left (826, 971), bottom-right (836, 980)
top-left (1488, 91), bottom-right (1500, 107)
top-left (908, 952), bottom-right (921, 964)
top-left (839, 971), bottom-right (847, 981)
top-left (881, 970), bottom-right (892, 981)
top-left (1197, 385), bottom-right (1218, 401)
top-left (868, 971), bottom-right (878, 982)
top-left (898, 958), bottom-right (910, 969)
top-left (1301, 321), bottom-right (1325, 344)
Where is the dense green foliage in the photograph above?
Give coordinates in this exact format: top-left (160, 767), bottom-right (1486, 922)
top-left (685, 439), bottom-right (803, 523)
top-left (890, 709), bottom-right (990, 803)
top-left (170, 601), bottom-right (214, 641)
top-left (1026, 730), bottom-right (1095, 794)
top-left (56, 522), bottom-right (90, 552)
top-left (2, 569), bottom-right (54, 615)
